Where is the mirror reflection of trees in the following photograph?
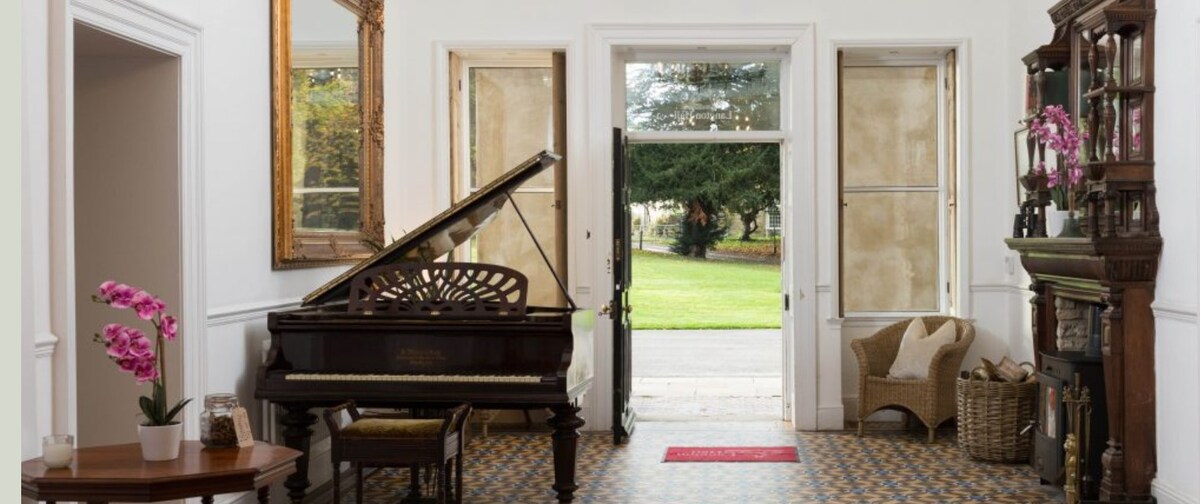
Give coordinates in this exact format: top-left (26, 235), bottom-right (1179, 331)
top-left (290, 67), bottom-right (361, 232)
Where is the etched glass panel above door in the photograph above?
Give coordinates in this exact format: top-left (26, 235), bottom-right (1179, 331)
top-left (626, 61), bottom-right (781, 132)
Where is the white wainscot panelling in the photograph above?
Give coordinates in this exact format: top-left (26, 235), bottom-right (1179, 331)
top-left (1153, 314), bottom-right (1200, 504)
top-left (205, 298), bottom-right (299, 438)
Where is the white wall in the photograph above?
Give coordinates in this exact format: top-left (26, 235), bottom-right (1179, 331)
top-left (1148, 1), bottom-right (1200, 502)
top-left (390, 0), bottom-right (1021, 428)
top-left (21, 0), bottom-right (52, 460)
top-left (73, 27), bottom-right (183, 447)
top-left (23, 0), bottom-right (1197, 500)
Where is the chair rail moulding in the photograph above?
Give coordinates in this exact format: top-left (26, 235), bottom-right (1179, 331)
top-left (47, 0), bottom-right (206, 438)
top-left (585, 23), bottom-right (818, 430)
top-left (206, 298), bottom-right (303, 328)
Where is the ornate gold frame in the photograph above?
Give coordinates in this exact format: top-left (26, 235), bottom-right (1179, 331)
top-left (271, 0), bottom-right (384, 269)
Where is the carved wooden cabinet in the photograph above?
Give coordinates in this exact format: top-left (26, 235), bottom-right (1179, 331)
top-left (1006, 0), bottom-right (1158, 502)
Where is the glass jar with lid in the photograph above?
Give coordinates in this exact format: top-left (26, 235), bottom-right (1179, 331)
top-left (199, 393), bottom-right (239, 448)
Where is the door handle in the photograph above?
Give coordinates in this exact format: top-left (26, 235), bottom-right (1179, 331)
top-left (599, 302), bottom-right (612, 316)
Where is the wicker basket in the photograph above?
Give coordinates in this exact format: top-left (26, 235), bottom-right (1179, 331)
top-left (956, 375), bottom-right (1038, 462)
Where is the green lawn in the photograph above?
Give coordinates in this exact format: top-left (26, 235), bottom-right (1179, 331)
top-left (630, 249), bottom-right (781, 329)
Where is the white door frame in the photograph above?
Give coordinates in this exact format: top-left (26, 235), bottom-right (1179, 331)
top-left (46, 0), bottom-right (205, 439)
top-left (586, 24), bottom-right (818, 430)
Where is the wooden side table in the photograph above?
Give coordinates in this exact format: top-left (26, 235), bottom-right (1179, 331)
top-left (21, 441), bottom-right (301, 504)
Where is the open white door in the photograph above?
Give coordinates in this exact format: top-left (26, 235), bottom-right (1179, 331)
top-left (779, 140), bottom-right (794, 422)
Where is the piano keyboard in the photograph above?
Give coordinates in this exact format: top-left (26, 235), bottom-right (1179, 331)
top-left (284, 373), bottom-right (544, 384)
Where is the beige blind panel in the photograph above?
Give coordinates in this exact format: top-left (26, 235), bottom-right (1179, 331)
top-left (472, 68), bottom-right (554, 189)
top-left (840, 64), bottom-right (941, 313)
top-left (467, 66), bottom-right (563, 307)
top-left (841, 192), bottom-right (939, 312)
top-left (840, 66), bottom-right (939, 188)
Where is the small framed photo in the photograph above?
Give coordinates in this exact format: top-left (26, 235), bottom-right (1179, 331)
top-left (1014, 127), bottom-right (1032, 206)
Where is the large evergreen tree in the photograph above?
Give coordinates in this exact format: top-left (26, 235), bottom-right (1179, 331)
top-left (630, 143), bottom-right (779, 257)
top-left (630, 144), bottom-right (727, 258)
top-left (625, 62), bottom-right (781, 256)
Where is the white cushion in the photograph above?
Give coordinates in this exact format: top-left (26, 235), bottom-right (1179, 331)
top-left (887, 318), bottom-right (957, 380)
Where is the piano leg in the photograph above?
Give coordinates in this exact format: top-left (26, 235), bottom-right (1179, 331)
top-left (280, 404), bottom-right (318, 504)
top-left (548, 404), bottom-right (585, 503)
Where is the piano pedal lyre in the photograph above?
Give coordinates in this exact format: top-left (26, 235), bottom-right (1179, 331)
top-left (478, 409), bottom-right (500, 437)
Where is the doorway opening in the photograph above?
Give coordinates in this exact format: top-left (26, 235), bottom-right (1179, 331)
top-left (72, 22), bottom-right (183, 447)
top-left (618, 58), bottom-right (787, 424)
top-left (627, 142), bottom-right (783, 421)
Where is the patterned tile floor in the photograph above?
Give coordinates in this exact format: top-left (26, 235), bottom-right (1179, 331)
top-left (345, 421), bottom-right (1059, 504)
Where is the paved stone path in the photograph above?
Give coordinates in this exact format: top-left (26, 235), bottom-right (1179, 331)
top-left (631, 329), bottom-right (783, 420)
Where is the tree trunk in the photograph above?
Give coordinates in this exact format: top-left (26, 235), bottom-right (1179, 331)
top-left (687, 199), bottom-right (709, 258)
top-left (739, 211), bottom-right (759, 241)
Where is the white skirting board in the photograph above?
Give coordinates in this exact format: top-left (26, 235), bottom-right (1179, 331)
top-left (1153, 479), bottom-right (1200, 504)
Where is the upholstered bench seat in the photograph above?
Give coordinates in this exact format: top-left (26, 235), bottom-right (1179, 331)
top-left (324, 401), bottom-right (472, 504)
top-left (341, 418), bottom-right (444, 439)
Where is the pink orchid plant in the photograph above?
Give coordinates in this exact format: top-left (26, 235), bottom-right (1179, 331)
top-left (1029, 105), bottom-right (1087, 210)
top-left (92, 281), bottom-right (190, 427)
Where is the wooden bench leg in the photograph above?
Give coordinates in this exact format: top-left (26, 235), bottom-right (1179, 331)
top-left (332, 460), bottom-right (341, 504)
top-left (455, 453), bottom-right (464, 504)
top-left (437, 460), bottom-right (448, 504)
top-left (355, 463), bottom-right (363, 504)
top-left (408, 463), bottom-right (422, 500)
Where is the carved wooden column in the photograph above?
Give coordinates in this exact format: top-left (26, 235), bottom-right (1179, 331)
top-left (1098, 291), bottom-right (1126, 500)
top-left (280, 405), bottom-right (317, 504)
top-left (548, 404), bottom-right (585, 503)
top-left (1030, 281), bottom-right (1056, 368)
top-left (1103, 33), bottom-right (1118, 163)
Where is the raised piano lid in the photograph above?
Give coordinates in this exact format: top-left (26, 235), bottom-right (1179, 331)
top-left (303, 150), bottom-right (561, 307)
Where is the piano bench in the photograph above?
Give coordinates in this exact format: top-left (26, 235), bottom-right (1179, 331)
top-left (323, 401), bottom-right (472, 504)
top-left (341, 418), bottom-right (443, 438)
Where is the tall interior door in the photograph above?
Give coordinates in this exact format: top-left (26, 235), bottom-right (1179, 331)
top-left (779, 140), bottom-right (794, 422)
top-left (612, 127), bottom-right (635, 444)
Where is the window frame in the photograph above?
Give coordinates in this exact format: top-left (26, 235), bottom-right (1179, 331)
top-left (838, 57), bottom-right (953, 318)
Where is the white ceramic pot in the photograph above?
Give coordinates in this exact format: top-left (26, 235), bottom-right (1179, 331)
top-left (1046, 209), bottom-right (1068, 237)
top-left (137, 423), bottom-right (183, 461)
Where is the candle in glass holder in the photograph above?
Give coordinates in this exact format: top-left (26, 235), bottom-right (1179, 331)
top-left (42, 435), bottom-right (74, 469)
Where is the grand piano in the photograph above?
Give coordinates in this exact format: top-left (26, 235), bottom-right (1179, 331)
top-left (256, 151), bottom-right (594, 503)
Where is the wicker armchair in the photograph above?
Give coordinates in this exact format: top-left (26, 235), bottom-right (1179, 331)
top-left (851, 316), bottom-right (975, 443)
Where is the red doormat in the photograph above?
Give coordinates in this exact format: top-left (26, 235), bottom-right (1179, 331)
top-left (663, 446), bottom-right (798, 463)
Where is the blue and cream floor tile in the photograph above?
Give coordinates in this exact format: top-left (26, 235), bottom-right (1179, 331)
top-left (342, 421), bottom-right (1059, 503)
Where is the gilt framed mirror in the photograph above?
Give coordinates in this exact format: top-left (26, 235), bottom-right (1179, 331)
top-left (271, 0), bottom-right (384, 269)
